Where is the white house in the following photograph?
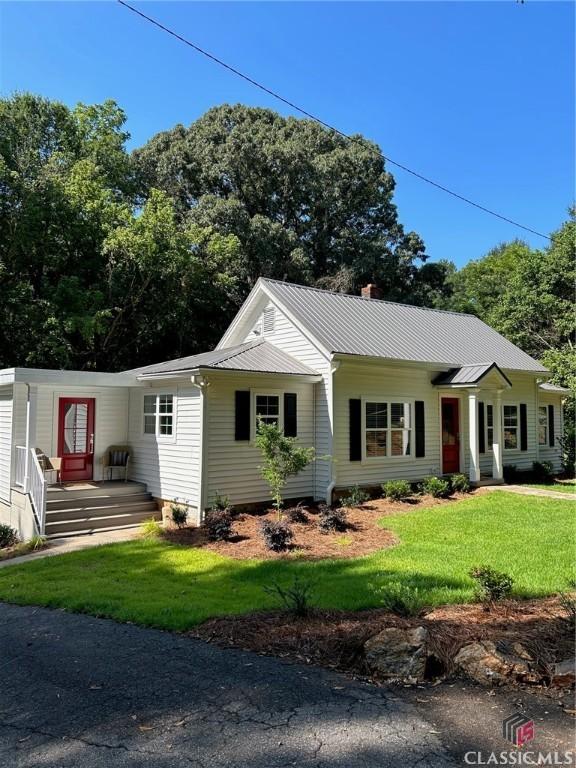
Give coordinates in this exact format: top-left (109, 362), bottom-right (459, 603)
top-left (0, 278), bottom-right (567, 540)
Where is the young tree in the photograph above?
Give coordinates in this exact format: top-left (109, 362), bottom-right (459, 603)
top-left (254, 419), bottom-right (315, 515)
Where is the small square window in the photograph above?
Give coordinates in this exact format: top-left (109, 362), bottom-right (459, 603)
top-left (143, 394), bottom-right (174, 437)
top-left (255, 394), bottom-right (280, 428)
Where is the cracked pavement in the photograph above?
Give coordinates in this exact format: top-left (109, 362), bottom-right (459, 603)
top-left (0, 603), bottom-right (456, 767)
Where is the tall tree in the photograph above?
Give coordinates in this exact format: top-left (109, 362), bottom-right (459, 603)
top-left (134, 104), bottom-right (442, 302)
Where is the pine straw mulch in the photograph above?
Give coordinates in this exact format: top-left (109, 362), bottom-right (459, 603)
top-left (161, 493), bottom-right (472, 560)
top-left (188, 596), bottom-right (574, 690)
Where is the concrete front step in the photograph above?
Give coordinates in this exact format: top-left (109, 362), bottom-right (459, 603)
top-left (45, 508), bottom-right (158, 538)
top-left (46, 482), bottom-right (146, 502)
top-left (47, 492), bottom-right (153, 512)
top-left (46, 499), bottom-right (158, 523)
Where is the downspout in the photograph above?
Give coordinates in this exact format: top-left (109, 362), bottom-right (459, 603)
top-left (191, 374), bottom-right (210, 523)
top-left (325, 360), bottom-right (340, 504)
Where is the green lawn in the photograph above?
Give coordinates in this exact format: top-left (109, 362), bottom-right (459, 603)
top-left (0, 493), bottom-right (572, 631)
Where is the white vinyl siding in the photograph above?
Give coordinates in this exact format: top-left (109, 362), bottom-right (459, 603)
top-left (0, 386), bottom-right (13, 502)
top-left (334, 362), bottom-right (440, 487)
top-left (205, 374), bottom-right (315, 507)
top-left (235, 300), bottom-right (332, 500)
top-left (537, 392), bottom-right (564, 471)
top-left (128, 384), bottom-right (201, 507)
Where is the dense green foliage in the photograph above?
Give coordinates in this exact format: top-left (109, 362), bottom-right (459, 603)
top-left (0, 493), bottom-right (571, 629)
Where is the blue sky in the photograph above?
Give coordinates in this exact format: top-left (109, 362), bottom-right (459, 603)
top-left (1, 1), bottom-right (573, 267)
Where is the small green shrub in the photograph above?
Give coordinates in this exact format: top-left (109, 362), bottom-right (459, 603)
top-left (469, 565), bottom-right (514, 603)
top-left (260, 519), bottom-right (294, 551)
top-left (340, 484), bottom-right (369, 508)
top-left (263, 576), bottom-right (315, 617)
top-left (0, 524), bottom-right (18, 549)
top-left (317, 505), bottom-right (348, 534)
top-left (205, 509), bottom-right (233, 541)
top-left (170, 504), bottom-right (188, 528)
top-left (140, 518), bottom-right (163, 538)
top-left (449, 473), bottom-right (470, 493)
top-left (532, 461), bottom-right (554, 483)
top-left (382, 480), bottom-right (413, 502)
top-left (371, 581), bottom-right (425, 617)
top-left (420, 476), bottom-right (452, 498)
top-left (28, 535), bottom-right (47, 551)
top-left (211, 492), bottom-right (231, 512)
top-left (286, 503), bottom-right (309, 524)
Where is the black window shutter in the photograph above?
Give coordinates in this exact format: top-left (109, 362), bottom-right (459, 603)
top-left (520, 403), bottom-right (528, 451)
top-left (478, 402), bottom-right (486, 454)
top-left (235, 391), bottom-right (250, 441)
top-left (548, 404), bottom-right (555, 447)
top-left (415, 401), bottom-right (425, 458)
top-left (284, 393), bottom-right (297, 437)
top-left (349, 399), bottom-right (362, 461)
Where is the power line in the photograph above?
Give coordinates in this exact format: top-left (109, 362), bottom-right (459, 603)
top-left (117, 0), bottom-right (551, 242)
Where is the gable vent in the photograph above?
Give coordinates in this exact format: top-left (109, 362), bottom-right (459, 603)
top-left (262, 306), bottom-right (275, 335)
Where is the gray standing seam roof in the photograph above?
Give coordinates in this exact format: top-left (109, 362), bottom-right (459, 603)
top-left (432, 363), bottom-right (512, 387)
top-left (127, 340), bottom-right (319, 378)
top-left (261, 279), bottom-right (547, 372)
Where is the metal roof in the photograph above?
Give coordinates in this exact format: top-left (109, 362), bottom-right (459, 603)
top-left (129, 340), bottom-right (319, 378)
top-left (261, 279), bottom-right (547, 372)
top-left (432, 363), bottom-right (512, 387)
top-left (539, 382), bottom-right (570, 393)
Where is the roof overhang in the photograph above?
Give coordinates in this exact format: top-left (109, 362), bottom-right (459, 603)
top-left (0, 367), bottom-right (139, 387)
top-left (138, 367), bottom-right (323, 384)
top-left (433, 362), bottom-right (513, 390)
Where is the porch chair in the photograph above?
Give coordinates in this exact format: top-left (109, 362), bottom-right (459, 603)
top-left (102, 445), bottom-right (131, 482)
top-left (35, 449), bottom-right (62, 485)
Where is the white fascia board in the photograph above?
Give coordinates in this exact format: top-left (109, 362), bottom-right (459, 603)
top-left (10, 368), bottom-right (139, 387)
top-left (0, 369), bottom-right (16, 386)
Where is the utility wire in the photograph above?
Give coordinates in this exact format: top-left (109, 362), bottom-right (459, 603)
top-left (118, 0), bottom-right (551, 242)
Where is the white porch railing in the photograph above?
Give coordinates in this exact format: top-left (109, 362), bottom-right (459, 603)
top-left (14, 446), bottom-right (46, 534)
top-left (14, 446), bottom-right (26, 488)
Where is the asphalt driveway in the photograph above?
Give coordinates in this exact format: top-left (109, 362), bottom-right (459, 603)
top-left (0, 603), bottom-right (454, 768)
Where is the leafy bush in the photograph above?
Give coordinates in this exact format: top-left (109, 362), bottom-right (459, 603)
top-left (469, 565), bottom-right (514, 603)
top-left (205, 509), bottom-right (233, 541)
top-left (449, 473), bottom-right (471, 493)
top-left (420, 476), bottom-right (452, 498)
top-left (382, 480), bottom-right (413, 502)
top-left (340, 484), bottom-right (369, 508)
top-left (286, 503), bottom-right (309, 524)
top-left (317, 506), bottom-right (348, 534)
top-left (211, 492), bottom-right (231, 512)
top-left (140, 518), bottom-right (163, 538)
top-left (170, 504), bottom-right (188, 528)
top-left (371, 581), bottom-right (425, 617)
top-left (264, 576), bottom-right (315, 617)
top-left (260, 519), bottom-right (294, 551)
top-left (0, 524), bottom-right (18, 549)
top-left (532, 461), bottom-right (554, 483)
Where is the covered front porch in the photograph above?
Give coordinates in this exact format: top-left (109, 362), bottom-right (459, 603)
top-left (434, 363), bottom-right (511, 486)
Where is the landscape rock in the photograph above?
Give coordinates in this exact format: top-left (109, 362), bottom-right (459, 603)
top-left (454, 640), bottom-right (539, 686)
top-left (364, 626), bottom-right (428, 681)
top-left (550, 658), bottom-right (576, 688)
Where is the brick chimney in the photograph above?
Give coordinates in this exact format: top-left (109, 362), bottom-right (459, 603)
top-left (361, 283), bottom-right (382, 300)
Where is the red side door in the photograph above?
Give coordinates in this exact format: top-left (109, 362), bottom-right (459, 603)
top-left (57, 398), bottom-right (95, 482)
top-left (441, 398), bottom-right (460, 474)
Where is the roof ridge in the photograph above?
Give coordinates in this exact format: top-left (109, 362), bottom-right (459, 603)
top-left (260, 277), bottom-right (478, 319)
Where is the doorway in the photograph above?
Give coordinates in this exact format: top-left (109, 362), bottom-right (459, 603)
top-left (57, 398), bottom-right (95, 481)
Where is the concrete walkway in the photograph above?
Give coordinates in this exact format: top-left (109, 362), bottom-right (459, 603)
top-left (487, 484), bottom-right (576, 500)
top-left (0, 527), bottom-right (141, 569)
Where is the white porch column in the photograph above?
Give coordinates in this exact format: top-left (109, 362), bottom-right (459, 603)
top-left (492, 390), bottom-right (503, 481)
top-left (468, 390), bottom-right (480, 484)
top-left (23, 385), bottom-right (38, 493)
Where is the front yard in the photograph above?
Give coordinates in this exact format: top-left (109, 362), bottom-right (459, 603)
top-left (0, 492), bottom-right (572, 631)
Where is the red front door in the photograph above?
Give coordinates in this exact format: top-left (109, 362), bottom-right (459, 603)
top-left (57, 398), bottom-right (95, 482)
top-left (441, 398), bottom-right (460, 474)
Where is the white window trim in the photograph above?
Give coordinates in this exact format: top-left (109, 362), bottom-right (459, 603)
top-left (361, 397), bottom-right (414, 461)
top-left (142, 391), bottom-right (177, 443)
top-left (482, 402), bottom-right (494, 455)
top-left (251, 389), bottom-right (284, 441)
top-left (502, 403), bottom-right (520, 451)
top-left (538, 405), bottom-right (548, 447)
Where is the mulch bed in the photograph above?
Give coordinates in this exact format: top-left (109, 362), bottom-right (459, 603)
top-left (161, 493), bottom-right (471, 560)
top-left (188, 596), bottom-right (574, 688)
